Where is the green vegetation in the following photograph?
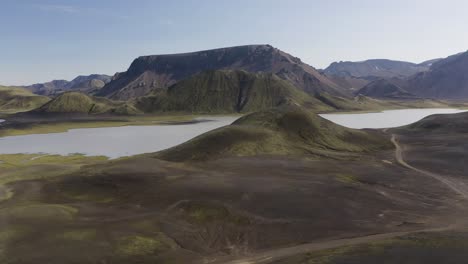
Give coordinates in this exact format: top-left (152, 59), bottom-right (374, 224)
top-left (0, 153), bottom-right (107, 202)
top-left (1, 204), bottom-right (78, 221)
top-left (134, 70), bottom-right (334, 113)
top-left (55, 229), bottom-right (97, 241)
top-left (394, 111), bottom-right (468, 134)
top-left (35, 91), bottom-right (140, 115)
top-left (156, 106), bottom-right (392, 161)
top-left (115, 234), bottom-right (177, 256)
top-left (0, 86), bottom-right (50, 113)
top-left (335, 174), bottom-right (360, 184)
top-left (0, 114), bottom-right (201, 137)
top-left (174, 200), bottom-right (250, 225)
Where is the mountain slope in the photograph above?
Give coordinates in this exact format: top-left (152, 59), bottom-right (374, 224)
top-left (396, 111), bottom-right (468, 134)
top-left (134, 70), bottom-right (334, 113)
top-left (0, 86), bottom-right (50, 112)
top-left (355, 79), bottom-right (416, 99)
top-left (155, 106), bottom-right (391, 161)
top-left (26, 74), bottom-right (111, 96)
top-left (98, 45), bottom-right (343, 100)
top-left (33, 92), bottom-right (139, 115)
top-left (407, 51), bottom-right (468, 99)
top-left (324, 59), bottom-right (429, 78)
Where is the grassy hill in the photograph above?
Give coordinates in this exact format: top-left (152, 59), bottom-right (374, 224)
top-left (134, 70), bottom-right (335, 113)
top-left (155, 106), bottom-right (392, 161)
top-left (394, 111), bottom-right (468, 134)
top-left (0, 86), bottom-right (50, 113)
top-left (34, 92), bottom-right (140, 115)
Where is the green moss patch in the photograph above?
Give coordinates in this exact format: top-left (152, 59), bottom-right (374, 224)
top-left (0, 204), bottom-right (78, 221)
top-left (115, 234), bottom-right (177, 256)
top-left (173, 201), bottom-right (250, 225)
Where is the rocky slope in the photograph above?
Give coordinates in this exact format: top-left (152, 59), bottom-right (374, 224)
top-left (407, 51), bottom-right (468, 99)
top-left (98, 45), bottom-right (343, 100)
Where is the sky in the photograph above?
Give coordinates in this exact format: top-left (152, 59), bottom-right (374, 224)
top-left (1, 0), bottom-right (468, 85)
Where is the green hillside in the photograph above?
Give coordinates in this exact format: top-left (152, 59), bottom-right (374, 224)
top-left (134, 70), bottom-right (334, 113)
top-left (34, 92), bottom-right (140, 115)
top-left (155, 106), bottom-right (392, 161)
top-left (0, 86), bottom-right (50, 113)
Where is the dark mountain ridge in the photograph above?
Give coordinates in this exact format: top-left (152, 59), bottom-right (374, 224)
top-left (97, 45), bottom-right (343, 100)
top-left (407, 50), bottom-right (468, 99)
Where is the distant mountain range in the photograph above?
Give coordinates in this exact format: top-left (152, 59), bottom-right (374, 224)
top-left (323, 59), bottom-right (437, 79)
top-left (325, 50), bottom-right (468, 100)
top-left (25, 74), bottom-right (111, 96)
top-left (5, 45), bottom-right (468, 114)
top-left (97, 45), bottom-right (343, 100)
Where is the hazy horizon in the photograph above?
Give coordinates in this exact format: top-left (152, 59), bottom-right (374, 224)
top-left (2, 0), bottom-right (468, 85)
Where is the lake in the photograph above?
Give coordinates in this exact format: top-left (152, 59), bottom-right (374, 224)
top-left (0, 116), bottom-right (238, 158)
top-left (320, 108), bottom-right (467, 129)
top-left (0, 109), bottom-right (466, 158)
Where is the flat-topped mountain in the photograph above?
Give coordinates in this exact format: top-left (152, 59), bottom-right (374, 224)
top-left (26, 74), bottom-right (111, 96)
top-left (134, 70), bottom-right (334, 113)
top-left (407, 51), bottom-right (468, 99)
top-left (324, 59), bottom-right (430, 79)
top-left (98, 45), bottom-right (343, 100)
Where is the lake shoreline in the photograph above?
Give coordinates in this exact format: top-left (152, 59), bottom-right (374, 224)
top-left (320, 108), bottom-right (467, 129)
top-left (0, 116), bottom-right (239, 158)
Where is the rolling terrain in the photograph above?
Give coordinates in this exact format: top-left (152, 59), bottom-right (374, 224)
top-left (155, 106), bottom-right (391, 161)
top-left (1, 105), bottom-right (468, 263)
top-left (0, 86), bottom-right (50, 113)
top-left (32, 92), bottom-right (140, 115)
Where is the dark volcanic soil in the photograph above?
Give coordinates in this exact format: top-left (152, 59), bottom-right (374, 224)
top-left (0, 147), bottom-right (463, 264)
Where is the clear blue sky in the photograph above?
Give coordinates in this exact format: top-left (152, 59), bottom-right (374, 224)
top-left (2, 0), bottom-right (468, 85)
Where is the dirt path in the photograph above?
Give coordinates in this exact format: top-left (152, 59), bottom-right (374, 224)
top-left (391, 134), bottom-right (468, 199)
top-left (206, 226), bottom-right (452, 264)
top-left (204, 134), bottom-right (468, 264)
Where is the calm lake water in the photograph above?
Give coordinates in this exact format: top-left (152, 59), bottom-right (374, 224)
top-left (0, 117), bottom-right (238, 158)
top-left (0, 109), bottom-right (466, 158)
top-left (320, 108), bottom-right (467, 129)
